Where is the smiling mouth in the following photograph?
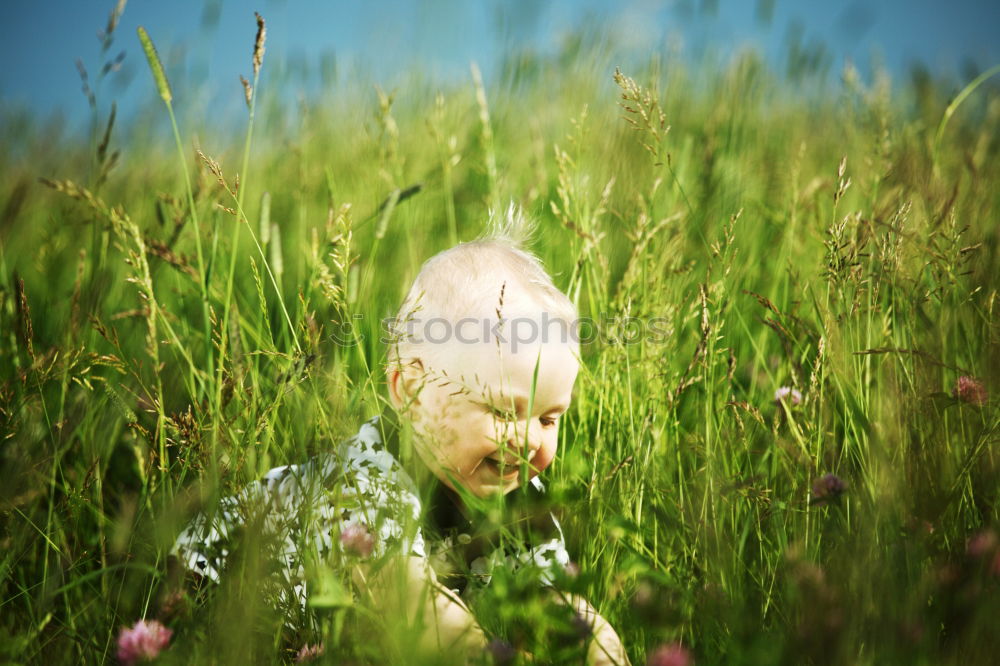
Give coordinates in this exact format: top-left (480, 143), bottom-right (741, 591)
top-left (481, 450), bottom-right (535, 479)
top-left (481, 458), bottom-right (519, 479)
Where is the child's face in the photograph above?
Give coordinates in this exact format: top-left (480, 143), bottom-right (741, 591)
top-left (390, 332), bottom-right (579, 498)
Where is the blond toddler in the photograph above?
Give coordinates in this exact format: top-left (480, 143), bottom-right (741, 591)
top-left (171, 206), bottom-right (628, 664)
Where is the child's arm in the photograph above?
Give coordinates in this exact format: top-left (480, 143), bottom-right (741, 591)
top-left (353, 554), bottom-right (488, 660)
top-left (505, 491), bottom-right (629, 664)
top-left (562, 593), bottom-right (631, 666)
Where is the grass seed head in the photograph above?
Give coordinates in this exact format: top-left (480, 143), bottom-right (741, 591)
top-left (104, 0), bottom-right (128, 43)
top-left (240, 74), bottom-right (253, 107)
top-left (136, 27), bottom-right (172, 103)
top-left (253, 12), bottom-right (266, 78)
top-left (259, 191), bottom-right (272, 244)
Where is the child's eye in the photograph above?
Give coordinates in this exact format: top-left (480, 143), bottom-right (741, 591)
top-left (539, 416), bottom-right (558, 428)
top-left (488, 406), bottom-right (517, 421)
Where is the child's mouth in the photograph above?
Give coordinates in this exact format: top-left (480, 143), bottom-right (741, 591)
top-left (482, 456), bottom-right (522, 479)
top-left (482, 450), bottom-right (536, 479)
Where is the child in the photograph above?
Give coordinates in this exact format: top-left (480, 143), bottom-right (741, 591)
top-left (170, 206), bottom-right (628, 664)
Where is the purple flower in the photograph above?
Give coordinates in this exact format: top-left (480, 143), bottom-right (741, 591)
top-left (295, 642), bottom-right (325, 663)
top-left (339, 523), bottom-right (375, 558)
top-left (116, 619), bottom-right (172, 665)
top-left (967, 529), bottom-right (997, 558)
top-left (812, 473), bottom-right (847, 502)
top-left (158, 589), bottom-right (184, 619)
top-left (647, 642), bottom-right (694, 666)
top-left (954, 376), bottom-right (988, 407)
top-left (774, 386), bottom-right (802, 406)
top-left (485, 638), bottom-right (517, 664)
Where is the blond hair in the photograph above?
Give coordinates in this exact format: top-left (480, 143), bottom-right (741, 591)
top-left (386, 205), bottom-right (577, 365)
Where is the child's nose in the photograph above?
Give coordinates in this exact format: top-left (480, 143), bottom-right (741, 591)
top-left (506, 421), bottom-right (541, 455)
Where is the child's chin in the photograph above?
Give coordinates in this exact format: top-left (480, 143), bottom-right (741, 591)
top-left (469, 478), bottom-right (521, 498)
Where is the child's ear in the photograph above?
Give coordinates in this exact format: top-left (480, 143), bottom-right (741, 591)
top-left (387, 358), bottom-right (425, 410)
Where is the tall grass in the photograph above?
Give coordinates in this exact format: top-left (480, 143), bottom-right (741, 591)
top-left (1, 9), bottom-right (998, 665)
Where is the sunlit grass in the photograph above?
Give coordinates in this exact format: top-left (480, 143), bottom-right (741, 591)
top-left (1, 8), bottom-right (998, 665)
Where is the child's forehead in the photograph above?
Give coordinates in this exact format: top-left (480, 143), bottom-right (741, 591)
top-left (429, 339), bottom-right (579, 402)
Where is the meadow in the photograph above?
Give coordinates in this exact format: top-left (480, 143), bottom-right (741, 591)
top-left (1, 9), bottom-right (999, 665)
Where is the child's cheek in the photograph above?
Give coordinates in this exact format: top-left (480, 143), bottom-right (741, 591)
top-left (531, 445), bottom-right (555, 476)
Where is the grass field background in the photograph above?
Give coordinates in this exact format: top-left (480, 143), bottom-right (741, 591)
top-left (1, 8), bottom-right (999, 664)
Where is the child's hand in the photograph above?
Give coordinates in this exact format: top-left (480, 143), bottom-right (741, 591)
top-left (353, 554), bottom-right (487, 661)
top-left (562, 594), bottom-right (630, 666)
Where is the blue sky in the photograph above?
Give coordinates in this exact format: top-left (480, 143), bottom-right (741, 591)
top-left (3, 0), bottom-right (999, 132)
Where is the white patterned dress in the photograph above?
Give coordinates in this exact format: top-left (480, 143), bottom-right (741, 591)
top-left (170, 416), bottom-right (571, 613)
